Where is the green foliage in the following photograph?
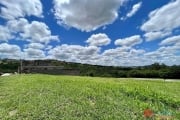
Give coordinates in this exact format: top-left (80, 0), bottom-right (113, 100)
top-left (0, 59), bottom-right (180, 79)
top-left (0, 60), bottom-right (19, 73)
top-left (120, 87), bottom-right (179, 108)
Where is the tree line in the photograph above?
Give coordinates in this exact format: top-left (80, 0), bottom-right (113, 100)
top-left (0, 59), bottom-right (179, 79)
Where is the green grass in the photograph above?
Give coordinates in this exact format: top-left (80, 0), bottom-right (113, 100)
top-left (0, 74), bottom-right (179, 120)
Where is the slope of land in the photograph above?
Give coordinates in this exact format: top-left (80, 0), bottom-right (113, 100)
top-left (0, 59), bottom-right (180, 79)
top-left (0, 74), bottom-right (179, 119)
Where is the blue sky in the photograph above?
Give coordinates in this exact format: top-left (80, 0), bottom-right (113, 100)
top-left (0, 0), bottom-right (180, 66)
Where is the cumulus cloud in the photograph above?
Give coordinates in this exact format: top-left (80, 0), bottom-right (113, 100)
top-left (103, 46), bottom-right (130, 57)
top-left (143, 38), bottom-right (180, 65)
top-left (145, 46), bottom-right (179, 61)
top-left (0, 43), bottom-right (20, 53)
top-left (144, 31), bottom-right (171, 41)
top-left (23, 48), bottom-right (45, 59)
top-left (0, 42), bottom-right (179, 66)
top-left (48, 44), bottom-right (101, 64)
top-left (159, 35), bottom-right (180, 46)
top-left (21, 21), bottom-right (59, 43)
top-left (141, 0), bottom-right (180, 41)
top-left (53, 0), bottom-right (125, 32)
top-left (7, 18), bottom-right (59, 43)
top-left (47, 44), bottom-right (180, 66)
top-left (0, 25), bottom-right (13, 41)
top-left (48, 44), bottom-right (100, 61)
top-left (25, 43), bottom-right (45, 50)
top-left (0, 0), bottom-right (179, 66)
top-left (151, 35), bottom-right (180, 65)
top-left (127, 2), bottom-right (142, 18)
top-left (23, 43), bottom-right (52, 60)
top-left (101, 47), bottom-right (146, 66)
top-left (45, 45), bottom-right (53, 51)
top-left (130, 49), bottom-right (145, 55)
top-left (48, 43), bottom-right (154, 66)
top-left (115, 35), bottom-right (143, 47)
top-left (86, 33), bottom-right (111, 46)
top-left (7, 18), bottom-right (28, 32)
top-left (0, 43), bottom-right (21, 59)
top-left (0, 0), bottom-right (43, 19)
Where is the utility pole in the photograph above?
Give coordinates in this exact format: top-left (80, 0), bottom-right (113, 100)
top-left (20, 59), bottom-right (23, 74)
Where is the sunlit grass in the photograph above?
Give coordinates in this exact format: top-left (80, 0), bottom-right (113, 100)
top-left (0, 74), bottom-right (179, 119)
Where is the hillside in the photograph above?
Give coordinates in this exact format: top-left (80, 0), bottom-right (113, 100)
top-left (0, 59), bottom-right (180, 79)
top-left (0, 74), bottom-right (179, 119)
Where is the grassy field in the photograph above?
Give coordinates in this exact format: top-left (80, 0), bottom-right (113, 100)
top-left (0, 74), bottom-right (179, 120)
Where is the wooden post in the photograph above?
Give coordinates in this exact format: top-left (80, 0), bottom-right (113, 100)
top-left (20, 59), bottom-right (23, 74)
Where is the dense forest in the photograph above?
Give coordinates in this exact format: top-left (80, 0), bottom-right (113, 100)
top-left (0, 59), bottom-right (179, 79)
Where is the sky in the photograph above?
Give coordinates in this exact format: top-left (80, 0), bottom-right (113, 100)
top-left (0, 0), bottom-right (180, 66)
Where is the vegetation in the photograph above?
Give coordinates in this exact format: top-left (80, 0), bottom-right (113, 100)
top-left (0, 59), bottom-right (19, 73)
top-left (0, 59), bottom-right (180, 79)
top-left (0, 74), bottom-right (179, 119)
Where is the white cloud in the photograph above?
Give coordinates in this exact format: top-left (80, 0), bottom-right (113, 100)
top-left (141, 0), bottom-right (180, 34)
top-left (103, 46), bottom-right (130, 57)
top-left (130, 48), bottom-right (145, 55)
top-left (7, 18), bottom-right (28, 33)
top-left (80, 46), bottom-right (99, 55)
top-left (0, 0), bottom-right (43, 19)
top-left (23, 48), bottom-right (45, 59)
top-left (126, 2), bottom-right (142, 18)
top-left (115, 35), bottom-right (143, 47)
top-left (86, 33), bottom-right (111, 46)
top-left (144, 41), bottom-right (180, 66)
top-left (48, 44), bottom-right (152, 66)
top-left (0, 25), bottom-right (13, 41)
top-left (25, 43), bottom-right (45, 50)
top-left (144, 35), bottom-right (180, 65)
top-left (0, 43), bottom-right (20, 53)
top-left (45, 45), bottom-right (53, 51)
top-left (53, 0), bottom-right (125, 32)
top-left (21, 21), bottom-right (59, 43)
top-left (7, 18), bottom-right (59, 43)
top-left (101, 47), bottom-right (146, 66)
top-left (159, 35), bottom-right (180, 46)
top-left (0, 43), bottom-right (21, 59)
top-left (144, 31), bottom-right (171, 41)
top-left (0, 42), bottom-right (179, 66)
top-left (48, 44), bottom-right (100, 62)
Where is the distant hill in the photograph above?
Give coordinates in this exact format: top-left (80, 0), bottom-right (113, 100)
top-left (0, 59), bottom-right (180, 79)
